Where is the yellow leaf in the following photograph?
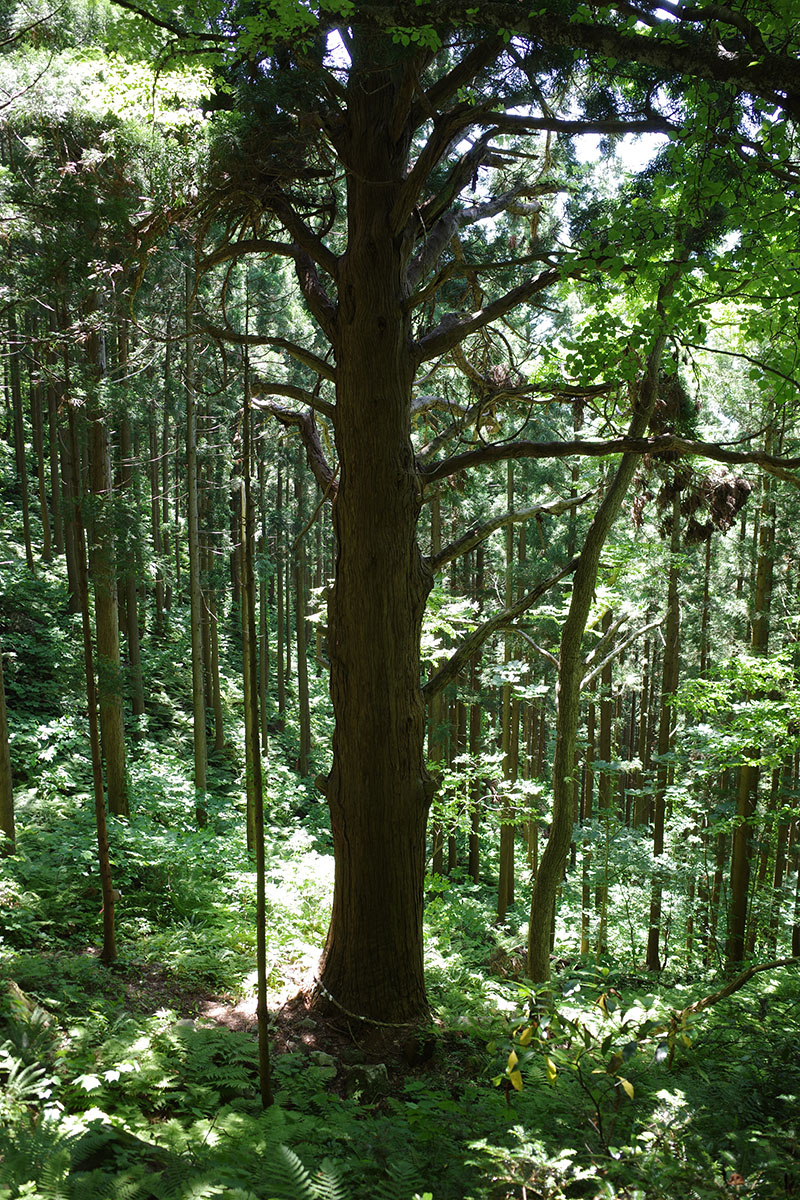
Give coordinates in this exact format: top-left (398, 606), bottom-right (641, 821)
top-left (545, 1056), bottom-right (557, 1083)
top-left (507, 1049), bottom-right (518, 1071)
top-left (509, 1069), bottom-right (523, 1091)
top-left (518, 1027), bottom-right (533, 1047)
top-left (681, 1033), bottom-right (692, 1048)
top-left (619, 1077), bottom-right (634, 1100)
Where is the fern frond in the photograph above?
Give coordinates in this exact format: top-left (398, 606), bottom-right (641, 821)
top-left (313, 1158), bottom-right (348, 1200)
top-left (266, 1144), bottom-right (319, 1200)
top-left (383, 1157), bottom-right (425, 1200)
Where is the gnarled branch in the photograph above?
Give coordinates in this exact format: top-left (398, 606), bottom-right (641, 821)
top-left (255, 402), bottom-right (338, 499)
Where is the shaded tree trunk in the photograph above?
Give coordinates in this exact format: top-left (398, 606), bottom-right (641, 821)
top-left (185, 267), bottom-right (208, 819)
top-left (87, 319), bottom-right (128, 818)
top-left (294, 446), bottom-right (311, 776)
top-left (316, 44), bottom-right (433, 1022)
top-left (727, 449), bottom-right (775, 963)
top-left (528, 269), bottom-right (683, 983)
top-left (67, 397), bottom-right (116, 962)
top-left (0, 638), bottom-right (15, 855)
top-left (8, 311), bottom-right (34, 571)
top-left (498, 462), bottom-right (516, 920)
top-left (646, 489), bottom-right (681, 971)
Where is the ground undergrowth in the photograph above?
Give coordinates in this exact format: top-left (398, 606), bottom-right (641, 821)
top-left (1, 565), bottom-right (798, 1199)
top-left (2, 767), bottom-right (798, 1200)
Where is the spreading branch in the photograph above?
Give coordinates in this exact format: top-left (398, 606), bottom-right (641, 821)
top-left (255, 402), bottom-right (338, 498)
top-left (415, 267), bottom-right (562, 363)
top-left (502, 626), bottom-right (558, 671)
top-left (293, 247), bottom-right (338, 343)
top-left (408, 186), bottom-right (544, 289)
top-left (422, 433), bottom-right (800, 488)
top-left (581, 617), bottom-right (663, 689)
top-left (428, 492), bottom-right (593, 573)
top-left (272, 194), bottom-right (339, 279)
top-left (109, 0), bottom-right (232, 40)
top-left (674, 957), bottom-right (799, 1022)
top-left (199, 322), bottom-right (336, 381)
top-left (249, 380), bottom-right (335, 421)
top-left (197, 238), bottom-right (297, 272)
top-left (422, 558), bottom-right (578, 699)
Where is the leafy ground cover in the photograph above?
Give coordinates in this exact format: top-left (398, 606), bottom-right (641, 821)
top-left (2, 763), bottom-right (798, 1200)
top-left (1, 557), bottom-right (797, 1199)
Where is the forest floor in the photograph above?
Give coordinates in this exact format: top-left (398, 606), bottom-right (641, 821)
top-left (1, 562), bottom-right (798, 1198)
top-left (2, 764), bottom-right (799, 1200)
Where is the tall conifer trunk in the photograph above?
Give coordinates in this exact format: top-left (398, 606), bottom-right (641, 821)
top-left (318, 39), bottom-right (433, 1023)
top-left (87, 318), bottom-right (128, 818)
top-left (0, 638), bottom-right (15, 854)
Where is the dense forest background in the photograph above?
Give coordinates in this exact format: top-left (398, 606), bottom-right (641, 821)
top-left (1, 1), bottom-right (800, 1197)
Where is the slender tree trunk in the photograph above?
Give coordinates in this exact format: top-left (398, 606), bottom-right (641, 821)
top-left (119, 392), bottom-right (145, 724)
top-left (239, 486), bottom-right (256, 851)
top-left (528, 270), bottom-right (683, 983)
top-left (0, 638), bottom-right (15, 855)
top-left (580, 687), bottom-right (595, 956)
top-left (768, 757), bottom-right (792, 951)
top-left (646, 489), bottom-right (681, 971)
top-left (209, 581), bottom-right (225, 753)
top-left (149, 399), bottom-right (165, 631)
top-left (8, 311), bottom-right (35, 571)
top-left (46, 311), bottom-right (64, 555)
top-left (728, 449), bottom-right (775, 964)
top-left (498, 462), bottom-right (516, 920)
top-left (258, 446), bottom-right (270, 750)
top-left (275, 461), bottom-right (286, 718)
top-left (707, 791), bottom-right (728, 966)
top-left (87, 318), bottom-right (129, 818)
top-left (161, 336), bottom-right (173, 613)
top-left (468, 545), bottom-right (484, 883)
top-left (185, 266), bottom-right (208, 821)
top-left (429, 490), bottom-right (445, 876)
top-left (28, 326), bottom-right (52, 563)
top-left (595, 608), bottom-right (614, 955)
top-left (241, 388), bottom-right (273, 1106)
top-left (67, 399), bottom-right (116, 962)
top-left (294, 446), bottom-right (311, 776)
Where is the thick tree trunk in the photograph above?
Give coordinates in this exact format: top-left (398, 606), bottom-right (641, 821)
top-left (317, 46), bottom-right (432, 1023)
